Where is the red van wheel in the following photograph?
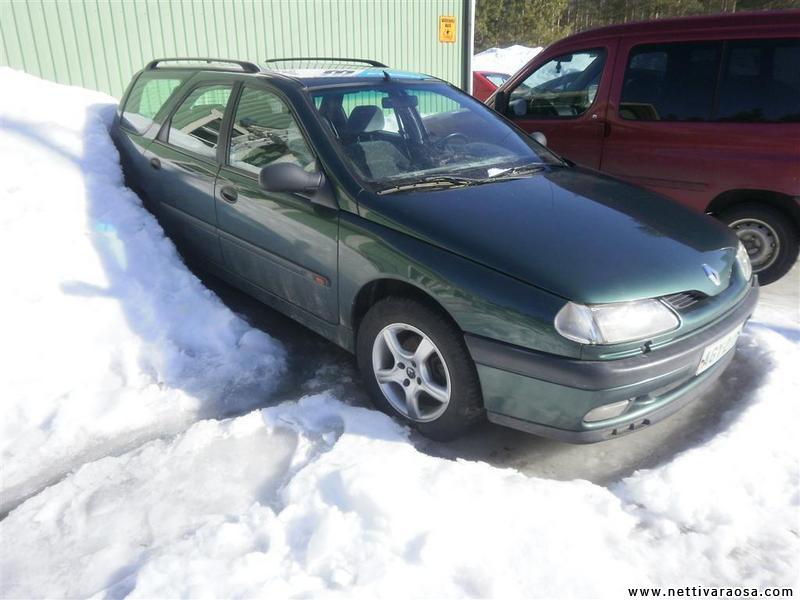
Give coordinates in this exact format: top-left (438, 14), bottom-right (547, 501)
top-left (720, 203), bottom-right (799, 285)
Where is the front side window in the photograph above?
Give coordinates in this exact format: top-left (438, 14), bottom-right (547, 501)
top-left (121, 75), bottom-right (184, 134)
top-left (228, 87), bottom-right (316, 175)
top-left (716, 39), bottom-right (800, 123)
top-left (167, 84), bottom-right (233, 158)
top-left (620, 42), bottom-right (721, 122)
top-left (507, 49), bottom-right (606, 119)
top-left (312, 82), bottom-right (561, 189)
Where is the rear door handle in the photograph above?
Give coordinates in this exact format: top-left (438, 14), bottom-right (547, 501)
top-left (603, 121), bottom-right (612, 138)
top-left (220, 186), bottom-right (238, 203)
top-left (150, 157), bottom-right (161, 170)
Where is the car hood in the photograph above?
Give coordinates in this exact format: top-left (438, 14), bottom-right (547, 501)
top-left (359, 167), bottom-right (739, 304)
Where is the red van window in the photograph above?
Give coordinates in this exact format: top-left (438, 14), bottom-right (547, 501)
top-left (620, 42), bottom-right (721, 122)
top-left (716, 39), bottom-right (800, 123)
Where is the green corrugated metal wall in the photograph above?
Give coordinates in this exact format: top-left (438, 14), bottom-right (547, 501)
top-left (0, 0), bottom-right (470, 98)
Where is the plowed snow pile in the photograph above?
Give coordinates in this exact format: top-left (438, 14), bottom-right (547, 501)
top-left (473, 45), bottom-right (543, 75)
top-left (0, 69), bottom-right (285, 512)
top-left (1, 70), bottom-right (798, 599)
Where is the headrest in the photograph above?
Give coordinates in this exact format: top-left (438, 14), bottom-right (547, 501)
top-left (347, 105), bottom-right (384, 134)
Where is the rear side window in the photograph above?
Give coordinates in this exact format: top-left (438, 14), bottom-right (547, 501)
top-left (716, 39), bottom-right (800, 123)
top-left (620, 42), bottom-right (721, 122)
top-left (121, 76), bottom-right (184, 134)
top-left (167, 84), bottom-right (233, 158)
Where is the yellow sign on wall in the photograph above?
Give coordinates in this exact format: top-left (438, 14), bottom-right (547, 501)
top-left (439, 15), bottom-right (456, 43)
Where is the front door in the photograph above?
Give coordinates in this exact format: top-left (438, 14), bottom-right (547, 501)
top-left (215, 85), bottom-right (339, 323)
top-left (145, 82), bottom-right (235, 265)
top-left (501, 45), bottom-right (615, 168)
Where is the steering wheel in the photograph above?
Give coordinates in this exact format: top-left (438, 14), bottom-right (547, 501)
top-left (435, 132), bottom-right (469, 149)
top-left (528, 97), bottom-right (560, 117)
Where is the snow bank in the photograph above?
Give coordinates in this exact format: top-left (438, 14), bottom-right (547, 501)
top-left (0, 69), bottom-right (286, 512)
top-left (473, 45), bottom-right (543, 76)
top-left (2, 328), bottom-right (798, 598)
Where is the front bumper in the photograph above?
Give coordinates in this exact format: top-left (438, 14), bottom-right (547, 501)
top-left (466, 280), bottom-right (759, 443)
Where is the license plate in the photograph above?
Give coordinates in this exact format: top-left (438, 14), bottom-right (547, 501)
top-left (696, 324), bottom-right (743, 375)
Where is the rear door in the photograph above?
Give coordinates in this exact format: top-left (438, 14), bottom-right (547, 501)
top-left (599, 39), bottom-right (723, 209)
top-left (145, 81), bottom-right (235, 265)
top-left (113, 72), bottom-right (186, 198)
top-left (214, 84), bottom-right (339, 323)
top-left (499, 42), bottom-right (616, 167)
top-left (600, 36), bottom-right (800, 210)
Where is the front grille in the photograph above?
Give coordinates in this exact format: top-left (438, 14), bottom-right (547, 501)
top-left (662, 291), bottom-right (706, 311)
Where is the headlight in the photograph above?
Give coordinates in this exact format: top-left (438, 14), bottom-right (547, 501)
top-left (736, 242), bottom-right (752, 281)
top-left (555, 299), bottom-right (679, 345)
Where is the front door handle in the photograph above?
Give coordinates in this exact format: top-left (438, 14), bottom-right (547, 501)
top-left (603, 121), bottom-right (612, 138)
top-left (220, 186), bottom-right (238, 203)
top-left (150, 157), bottom-right (161, 170)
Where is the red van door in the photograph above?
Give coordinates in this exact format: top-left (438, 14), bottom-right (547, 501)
top-left (497, 41), bottom-right (617, 168)
top-left (599, 38), bottom-right (728, 211)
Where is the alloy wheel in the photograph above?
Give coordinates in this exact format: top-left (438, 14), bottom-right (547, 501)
top-left (371, 323), bottom-right (451, 422)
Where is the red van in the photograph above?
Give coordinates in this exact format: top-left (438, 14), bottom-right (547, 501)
top-left (488, 11), bottom-right (800, 284)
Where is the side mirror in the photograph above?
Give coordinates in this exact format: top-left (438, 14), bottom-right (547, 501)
top-left (530, 131), bottom-right (547, 147)
top-left (509, 98), bottom-right (527, 118)
top-left (259, 162), bottom-right (337, 209)
top-left (260, 162), bottom-right (322, 193)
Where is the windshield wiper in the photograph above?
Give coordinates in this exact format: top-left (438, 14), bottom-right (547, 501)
top-left (377, 165), bottom-right (548, 195)
top-left (377, 175), bottom-right (487, 195)
top-left (488, 163), bottom-right (547, 179)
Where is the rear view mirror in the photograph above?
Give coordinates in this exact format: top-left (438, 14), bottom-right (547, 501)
top-left (530, 131), bottom-right (547, 146)
top-left (259, 162), bottom-right (337, 209)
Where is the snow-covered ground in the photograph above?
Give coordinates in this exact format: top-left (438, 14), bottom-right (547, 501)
top-left (1, 70), bottom-right (798, 598)
top-left (473, 45), bottom-right (543, 76)
top-left (0, 69), bottom-right (286, 513)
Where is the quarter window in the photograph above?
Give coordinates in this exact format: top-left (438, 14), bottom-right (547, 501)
top-left (716, 39), bottom-right (800, 123)
top-left (121, 75), bottom-right (184, 134)
top-left (228, 87), bottom-right (315, 175)
top-left (620, 42), bottom-right (721, 122)
top-left (167, 84), bottom-right (233, 158)
top-left (507, 49), bottom-right (607, 119)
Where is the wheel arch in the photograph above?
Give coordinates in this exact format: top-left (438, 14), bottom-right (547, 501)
top-left (350, 278), bottom-right (459, 337)
top-left (707, 189), bottom-right (800, 231)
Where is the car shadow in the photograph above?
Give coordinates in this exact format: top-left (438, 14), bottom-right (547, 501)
top-left (417, 328), bottom-right (772, 485)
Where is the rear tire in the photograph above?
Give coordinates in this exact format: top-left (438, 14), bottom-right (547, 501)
top-left (356, 297), bottom-right (484, 441)
top-left (719, 203), bottom-right (798, 285)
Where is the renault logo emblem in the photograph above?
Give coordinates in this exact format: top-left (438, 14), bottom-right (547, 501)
top-left (703, 264), bottom-right (721, 286)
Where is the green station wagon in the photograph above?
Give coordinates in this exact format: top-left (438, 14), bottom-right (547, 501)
top-left (112, 57), bottom-right (758, 441)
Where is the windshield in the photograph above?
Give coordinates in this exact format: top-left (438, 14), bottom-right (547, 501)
top-left (310, 81), bottom-right (562, 191)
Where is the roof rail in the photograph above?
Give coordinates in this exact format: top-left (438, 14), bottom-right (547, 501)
top-left (145, 58), bottom-right (261, 73)
top-left (264, 57), bottom-right (388, 69)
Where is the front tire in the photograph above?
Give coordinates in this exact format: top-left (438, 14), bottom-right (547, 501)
top-left (719, 203), bottom-right (798, 285)
top-left (356, 297), bottom-right (484, 441)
